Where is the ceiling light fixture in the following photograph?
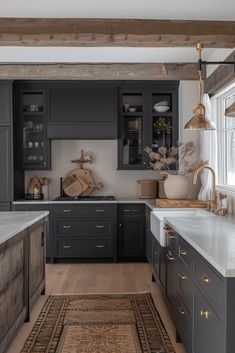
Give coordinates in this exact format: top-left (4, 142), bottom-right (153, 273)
top-left (184, 43), bottom-right (235, 130)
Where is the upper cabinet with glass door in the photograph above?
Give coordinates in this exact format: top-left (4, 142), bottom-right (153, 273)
top-left (16, 87), bottom-right (51, 170)
top-left (118, 82), bottom-right (179, 170)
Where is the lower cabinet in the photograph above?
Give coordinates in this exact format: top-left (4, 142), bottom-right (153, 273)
top-left (51, 203), bottom-right (117, 262)
top-left (0, 218), bottom-right (46, 353)
top-left (118, 204), bottom-right (145, 260)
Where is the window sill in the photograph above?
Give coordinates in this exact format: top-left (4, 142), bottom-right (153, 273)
top-left (216, 184), bottom-right (235, 194)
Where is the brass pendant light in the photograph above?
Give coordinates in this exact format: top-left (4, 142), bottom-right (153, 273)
top-left (225, 101), bottom-right (235, 117)
top-left (184, 43), bottom-right (216, 130)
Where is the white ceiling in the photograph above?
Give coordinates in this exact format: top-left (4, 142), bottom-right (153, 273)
top-left (0, 0), bottom-right (234, 67)
top-left (0, 0), bottom-right (235, 20)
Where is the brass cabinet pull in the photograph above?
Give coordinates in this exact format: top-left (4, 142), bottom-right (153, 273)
top-left (179, 306), bottom-right (185, 315)
top-left (123, 209), bottom-right (131, 212)
top-left (163, 226), bottom-right (175, 234)
top-left (179, 272), bottom-right (187, 280)
top-left (166, 251), bottom-right (176, 261)
top-left (201, 274), bottom-right (209, 283)
top-left (180, 249), bottom-right (188, 256)
top-left (96, 245), bottom-right (104, 248)
top-left (200, 310), bottom-right (209, 319)
top-left (63, 245), bottom-right (71, 249)
top-left (63, 209), bottom-right (71, 213)
top-left (96, 225), bottom-right (104, 229)
top-left (63, 225), bottom-right (72, 229)
top-left (96, 209), bottom-right (104, 213)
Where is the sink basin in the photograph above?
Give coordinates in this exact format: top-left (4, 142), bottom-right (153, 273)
top-left (150, 208), bottom-right (214, 247)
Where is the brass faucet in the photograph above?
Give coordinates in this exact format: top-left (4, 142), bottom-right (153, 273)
top-left (193, 164), bottom-right (216, 203)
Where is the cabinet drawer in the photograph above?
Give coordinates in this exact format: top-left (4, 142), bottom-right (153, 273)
top-left (193, 287), bottom-right (225, 353)
top-left (119, 204), bottom-right (145, 216)
top-left (178, 237), bottom-right (194, 270)
top-left (52, 204), bottom-right (116, 217)
top-left (176, 296), bottom-right (192, 353)
top-left (56, 239), bottom-right (113, 257)
top-left (54, 218), bottom-right (112, 237)
top-left (195, 255), bottom-right (224, 312)
top-left (177, 261), bottom-right (193, 310)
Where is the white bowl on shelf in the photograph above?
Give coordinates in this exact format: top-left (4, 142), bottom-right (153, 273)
top-left (153, 105), bottom-right (170, 113)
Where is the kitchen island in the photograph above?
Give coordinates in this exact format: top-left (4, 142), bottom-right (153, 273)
top-left (0, 211), bottom-right (49, 353)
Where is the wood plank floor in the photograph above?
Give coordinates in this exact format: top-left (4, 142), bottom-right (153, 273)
top-left (6, 263), bottom-right (186, 353)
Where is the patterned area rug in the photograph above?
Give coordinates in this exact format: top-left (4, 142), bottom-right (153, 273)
top-left (21, 293), bottom-right (175, 353)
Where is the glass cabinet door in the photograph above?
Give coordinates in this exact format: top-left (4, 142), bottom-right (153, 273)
top-left (21, 91), bottom-right (50, 169)
top-left (119, 91), bottom-right (147, 169)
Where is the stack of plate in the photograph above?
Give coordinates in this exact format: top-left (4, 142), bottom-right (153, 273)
top-left (153, 100), bottom-right (170, 113)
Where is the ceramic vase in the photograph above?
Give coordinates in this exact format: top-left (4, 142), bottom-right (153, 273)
top-left (162, 172), bottom-right (190, 199)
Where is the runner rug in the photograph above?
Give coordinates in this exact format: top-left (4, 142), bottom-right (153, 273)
top-left (21, 293), bottom-right (175, 353)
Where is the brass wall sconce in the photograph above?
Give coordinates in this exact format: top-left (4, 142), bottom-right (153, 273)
top-left (184, 43), bottom-right (235, 130)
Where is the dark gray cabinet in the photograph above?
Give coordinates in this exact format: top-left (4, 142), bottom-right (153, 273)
top-left (0, 83), bottom-right (12, 125)
top-left (145, 206), bottom-right (153, 263)
top-left (48, 82), bottom-right (118, 139)
top-left (118, 204), bottom-right (145, 260)
top-left (118, 81), bottom-right (179, 170)
top-left (0, 127), bottom-right (12, 204)
top-left (14, 84), bottom-right (51, 170)
top-left (51, 203), bottom-right (117, 262)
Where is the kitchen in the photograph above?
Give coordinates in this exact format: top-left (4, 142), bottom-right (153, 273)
top-left (0, 2), bottom-right (235, 353)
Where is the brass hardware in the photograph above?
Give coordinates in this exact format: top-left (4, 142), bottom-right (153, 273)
top-left (166, 251), bottom-right (176, 261)
top-left (179, 306), bottom-right (185, 315)
top-left (63, 225), bottom-right (71, 229)
top-left (123, 209), bottom-right (131, 212)
top-left (63, 245), bottom-right (71, 249)
top-left (179, 272), bottom-right (187, 280)
top-left (63, 209), bottom-right (71, 213)
top-left (201, 274), bottom-right (209, 283)
top-left (96, 225), bottom-right (104, 229)
top-left (163, 225), bottom-right (175, 234)
top-left (96, 209), bottom-right (104, 213)
top-left (180, 249), bottom-right (188, 256)
top-left (200, 310), bottom-right (209, 319)
top-left (96, 245), bottom-right (104, 248)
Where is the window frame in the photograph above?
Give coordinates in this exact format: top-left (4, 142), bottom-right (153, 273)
top-left (212, 82), bottom-right (235, 190)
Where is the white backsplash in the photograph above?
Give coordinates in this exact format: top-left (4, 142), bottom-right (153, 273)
top-left (25, 81), bottom-right (201, 199)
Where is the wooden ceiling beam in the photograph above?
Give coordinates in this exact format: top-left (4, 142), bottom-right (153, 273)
top-left (0, 18), bottom-right (234, 47)
top-left (0, 63), bottom-right (202, 80)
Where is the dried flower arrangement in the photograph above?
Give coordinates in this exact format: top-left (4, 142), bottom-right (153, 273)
top-left (145, 141), bottom-right (206, 174)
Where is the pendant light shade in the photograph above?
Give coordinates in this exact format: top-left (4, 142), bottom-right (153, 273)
top-left (184, 103), bottom-right (216, 130)
top-left (225, 101), bottom-right (235, 117)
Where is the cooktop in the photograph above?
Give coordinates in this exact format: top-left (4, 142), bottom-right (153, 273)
top-left (54, 195), bottom-right (116, 201)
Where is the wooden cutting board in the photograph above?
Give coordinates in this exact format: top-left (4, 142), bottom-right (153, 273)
top-left (63, 175), bottom-right (88, 197)
top-left (67, 168), bottom-right (103, 196)
top-left (155, 198), bottom-right (207, 208)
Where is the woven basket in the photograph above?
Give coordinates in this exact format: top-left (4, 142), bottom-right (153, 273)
top-left (137, 180), bottom-right (157, 199)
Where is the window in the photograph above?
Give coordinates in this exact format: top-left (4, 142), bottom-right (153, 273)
top-left (212, 83), bottom-right (235, 188)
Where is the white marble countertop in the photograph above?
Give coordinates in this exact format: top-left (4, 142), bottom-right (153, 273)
top-left (165, 215), bottom-right (235, 277)
top-left (13, 198), bottom-right (158, 210)
top-left (0, 211), bottom-right (49, 246)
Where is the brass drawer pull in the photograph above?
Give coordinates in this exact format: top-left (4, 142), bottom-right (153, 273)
top-left (200, 310), bottom-right (209, 319)
top-left (96, 209), bottom-right (104, 213)
top-left (179, 306), bottom-right (185, 315)
top-left (180, 249), bottom-right (188, 256)
top-left (163, 226), bottom-right (175, 234)
top-left (123, 209), bottom-right (131, 212)
top-left (63, 209), bottom-right (71, 213)
top-left (63, 245), bottom-right (71, 249)
top-left (63, 225), bottom-right (72, 229)
top-left (179, 272), bottom-right (187, 280)
top-left (96, 225), bottom-right (104, 229)
top-left (166, 251), bottom-right (176, 261)
top-left (201, 274), bottom-right (209, 283)
top-left (96, 245), bottom-right (104, 248)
